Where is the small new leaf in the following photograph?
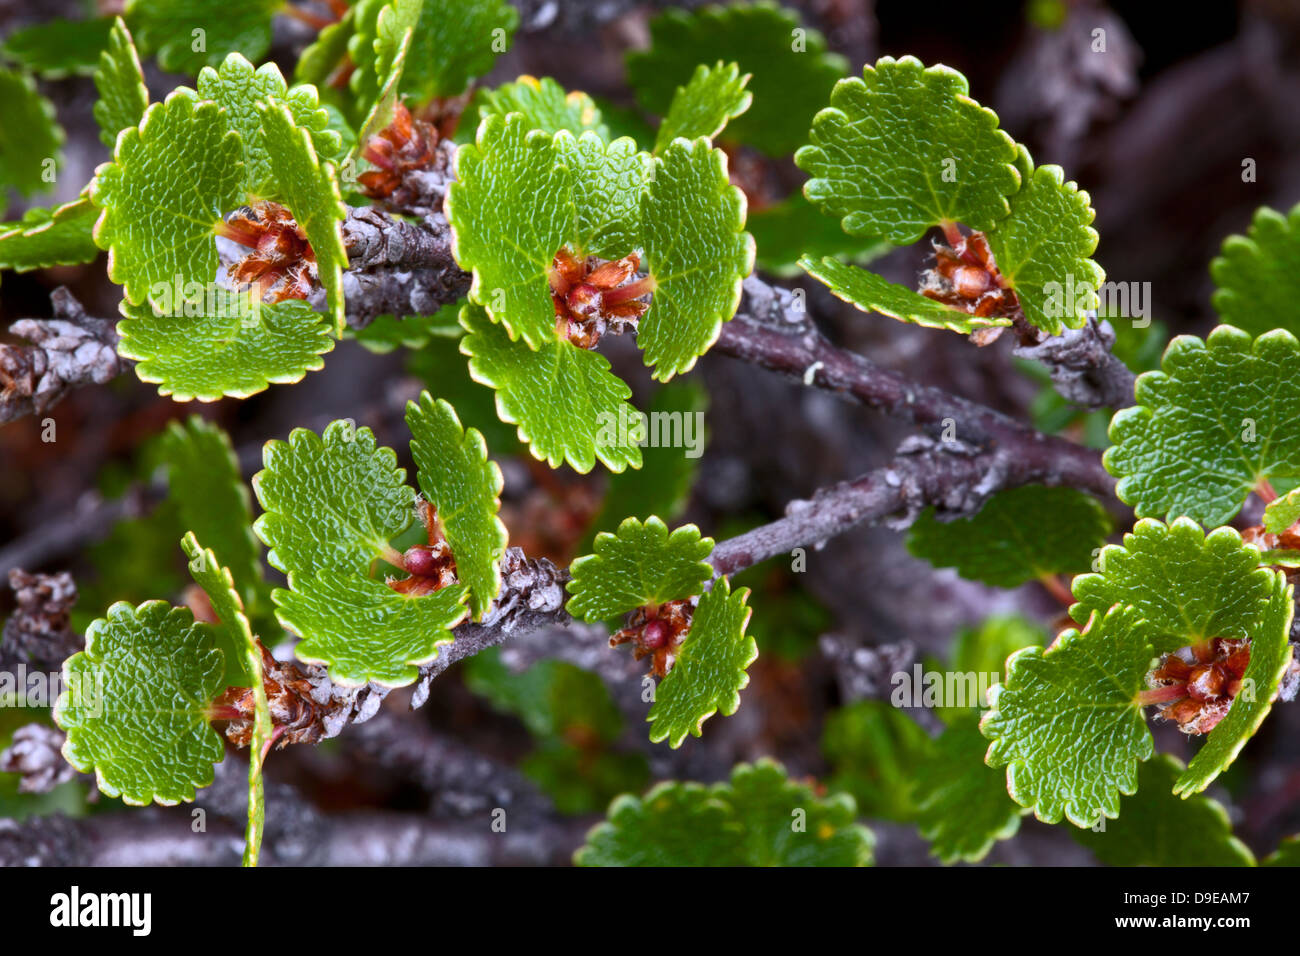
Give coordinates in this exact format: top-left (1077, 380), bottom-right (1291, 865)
top-left (640, 138), bottom-right (754, 380)
top-left (54, 600), bottom-right (226, 806)
top-left (180, 533), bottom-right (257, 687)
top-left (1105, 326), bottom-right (1300, 526)
top-left (554, 132), bottom-right (649, 261)
top-left (566, 516), bottom-right (714, 621)
top-left (797, 56), bottom-right (1020, 244)
top-left (406, 393), bottom-right (508, 620)
top-left (627, 2), bottom-right (845, 157)
top-left (92, 18), bottom-right (148, 149)
top-left (253, 420), bottom-right (415, 576)
top-left (981, 604), bottom-right (1156, 828)
top-left (195, 54), bottom-right (341, 197)
top-left (471, 76), bottom-right (609, 139)
top-left (653, 61), bottom-right (752, 153)
top-left (648, 577), bottom-right (756, 748)
top-left (907, 485), bottom-right (1112, 588)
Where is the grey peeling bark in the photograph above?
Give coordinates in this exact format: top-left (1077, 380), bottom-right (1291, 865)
top-left (0, 288), bottom-right (123, 425)
top-left (1012, 315), bottom-right (1137, 409)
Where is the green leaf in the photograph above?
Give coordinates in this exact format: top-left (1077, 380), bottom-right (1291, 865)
top-left (459, 304), bottom-right (643, 473)
top-left (1265, 836), bottom-right (1300, 866)
top-left (985, 158), bottom-right (1104, 334)
top-left (161, 417), bottom-right (264, 619)
top-left (627, 1), bottom-right (845, 157)
top-left (648, 577), bottom-right (756, 748)
top-left (406, 393), bottom-right (507, 620)
top-left (554, 131), bottom-right (649, 260)
top-left (352, 0), bottom-right (417, 151)
top-left (195, 54), bottom-right (342, 197)
top-left (750, 193), bottom-right (889, 279)
top-left (906, 485), bottom-right (1112, 588)
top-left (1211, 202), bottom-right (1300, 338)
top-left (799, 256), bottom-right (1010, 335)
top-left (274, 571), bottom-right (468, 687)
top-left (404, 323), bottom-right (523, 456)
top-left (796, 56), bottom-right (1020, 244)
top-left (0, 67), bottom-right (65, 198)
top-left (578, 780), bottom-right (738, 867)
top-left (294, 6), bottom-right (357, 88)
top-left (915, 716), bottom-right (1026, 863)
top-left (576, 758), bottom-right (872, 866)
top-left (54, 600), bottom-right (226, 806)
top-left (117, 293), bottom-right (334, 401)
top-left (1265, 487), bottom-right (1300, 533)
top-left (180, 533), bottom-right (257, 687)
top-left (93, 18), bottom-right (149, 150)
top-left (566, 516), bottom-right (714, 621)
top-left (1072, 755), bottom-right (1255, 866)
top-left (351, 303), bottom-right (463, 353)
top-left (91, 90), bottom-right (244, 306)
top-left (0, 199), bottom-right (99, 272)
top-left (401, 0), bottom-right (518, 100)
top-left (469, 75), bottom-right (609, 139)
top-left (1105, 326), bottom-right (1300, 526)
top-left (982, 604), bottom-right (1156, 828)
top-left (1070, 519), bottom-right (1276, 656)
top-left (126, 0), bottom-right (278, 74)
top-left (177, 531), bottom-right (271, 866)
top-left (447, 113), bottom-right (575, 349)
top-left (640, 137), bottom-right (754, 380)
top-left (258, 100), bottom-right (349, 334)
top-left (935, 615), bottom-right (1046, 725)
top-left (3, 16), bottom-right (113, 79)
top-left (653, 61), bottom-right (752, 153)
top-left (581, 382), bottom-right (706, 549)
top-left (1175, 573), bottom-right (1293, 796)
top-left (347, 0), bottom-right (420, 128)
top-left (253, 419), bottom-right (415, 576)
top-left (822, 700), bottom-right (931, 822)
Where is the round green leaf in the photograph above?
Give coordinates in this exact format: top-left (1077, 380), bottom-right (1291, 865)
top-left (1069, 518), bottom-right (1276, 656)
top-left (1105, 325), bottom-right (1300, 526)
top-left (54, 600), bottom-right (226, 806)
top-left (566, 516), bottom-right (714, 621)
top-left (982, 604), bottom-right (1157, 828)
top-left (252, 419), bottom-right (416, 576)
top-left (906, 485), bottom-right (1112, 588)
top-left (91, 90), bottom-right (244, 307)
top-left (796, 56), bottom-right (1020, 244)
